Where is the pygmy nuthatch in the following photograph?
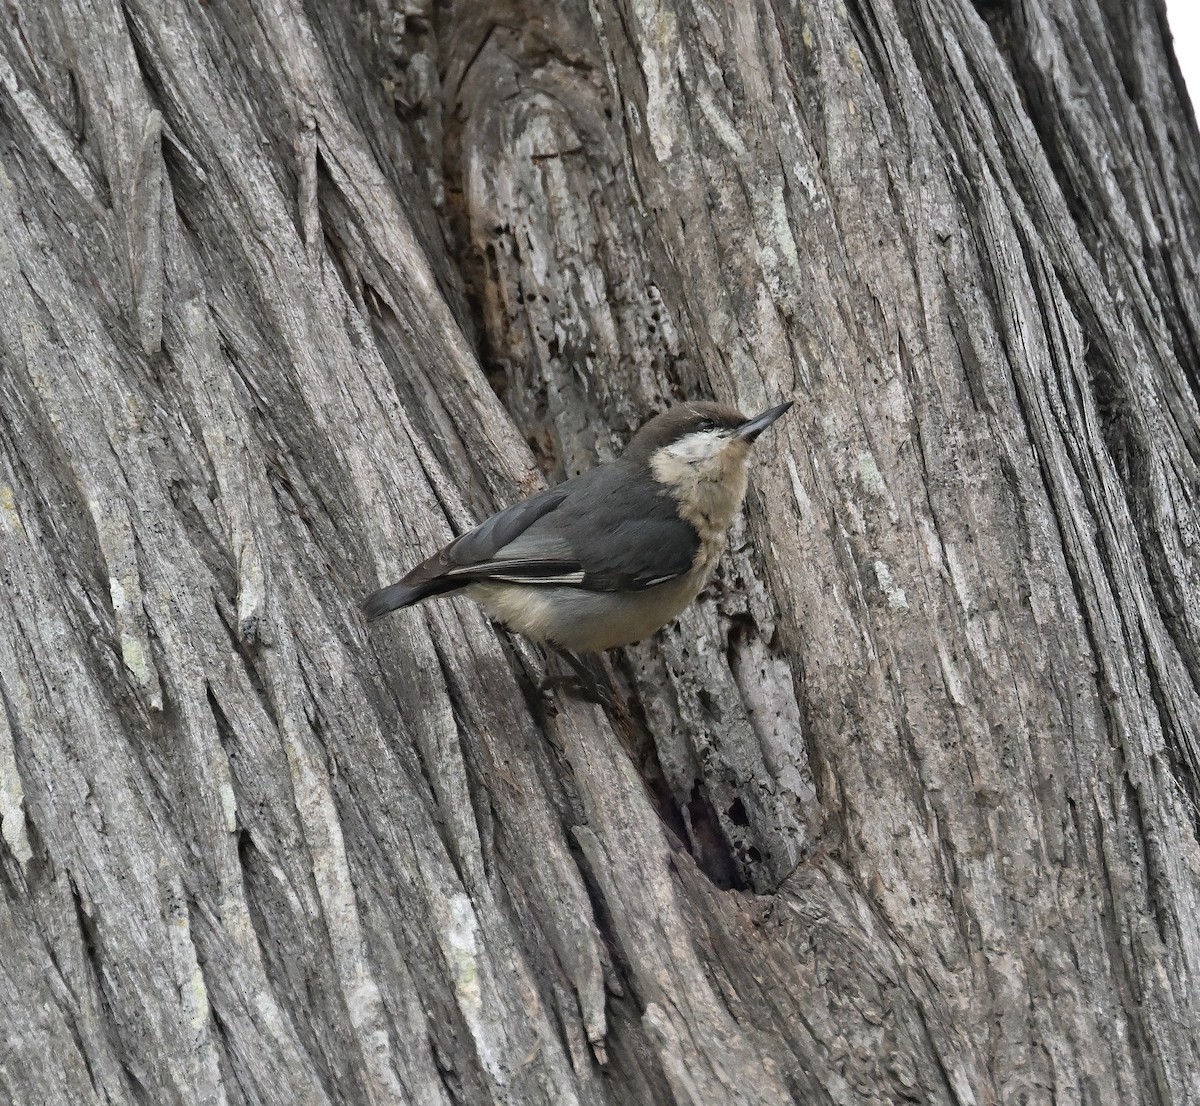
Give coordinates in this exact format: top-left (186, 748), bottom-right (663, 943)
top-left (363, 400), bottom-right (793, 652)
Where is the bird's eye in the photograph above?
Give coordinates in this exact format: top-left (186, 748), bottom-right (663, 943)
top-left (698, 418), bottom-right (717, 433)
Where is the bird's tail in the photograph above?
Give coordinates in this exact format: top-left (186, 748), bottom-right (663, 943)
top-left (361, 577), bottom-right (458, 621)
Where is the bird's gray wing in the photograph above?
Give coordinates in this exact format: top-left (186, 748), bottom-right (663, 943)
top-left (400, 464), bottom-right (699, 591)
top-left (365, 462), bottom-right (701, 620)
top-left (363, 483), bottom-right (582, 619)
top-left (446, 487), bottom-right (574, 567)
top-left (493, 467), bottom-right (700, 591)
top-left (398, 484), bottom-right (580, 588)
top-left (568, 516), bottom-right (699, 591)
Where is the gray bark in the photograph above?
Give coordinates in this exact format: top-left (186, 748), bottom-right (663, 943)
top-left (1, 0), bottom-right (1198, 1103)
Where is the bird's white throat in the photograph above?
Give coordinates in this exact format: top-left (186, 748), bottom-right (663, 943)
top-left (649, 431), bottom-right (751, 542)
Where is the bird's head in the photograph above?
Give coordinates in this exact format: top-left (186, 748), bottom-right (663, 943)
top-left (626, 399), bottom-right (793, 471)
top-left (625, 399), bottom-right (793, 535)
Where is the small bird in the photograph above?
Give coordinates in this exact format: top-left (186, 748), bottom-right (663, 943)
top-left (363, 400), bottom-right (792, 652)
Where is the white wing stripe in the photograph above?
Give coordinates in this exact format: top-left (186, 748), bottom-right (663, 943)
top-left (481, 572), bottom-right (587, 585)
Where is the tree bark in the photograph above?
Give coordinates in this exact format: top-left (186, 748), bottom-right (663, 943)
top-left (1, 0), bottom-right (1198, 1103)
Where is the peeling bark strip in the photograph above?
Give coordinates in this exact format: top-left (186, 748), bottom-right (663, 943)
top-left (0, 0), bottom-right (1198, 1102)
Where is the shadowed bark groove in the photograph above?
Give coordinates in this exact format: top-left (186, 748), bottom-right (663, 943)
top-left (1, 0), bottom-right (1198, 1103)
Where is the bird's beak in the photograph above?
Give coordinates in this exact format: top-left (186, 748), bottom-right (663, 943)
top-left (734, 401), bottom-right (794, 442)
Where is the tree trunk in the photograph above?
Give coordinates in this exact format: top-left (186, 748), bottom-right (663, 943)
top-left (2, 0), bottom-right (1198, 1102)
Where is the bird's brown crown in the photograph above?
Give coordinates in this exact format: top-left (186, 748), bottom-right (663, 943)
top-left (622, 402), bottom-right (747, 463)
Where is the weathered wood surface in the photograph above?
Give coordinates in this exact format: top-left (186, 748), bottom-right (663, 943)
top-left (1, 0), bottom-right (1198, 1102)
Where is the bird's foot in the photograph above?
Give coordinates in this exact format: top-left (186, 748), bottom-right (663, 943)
top-left (539, 648), bottom-right (614, 709)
